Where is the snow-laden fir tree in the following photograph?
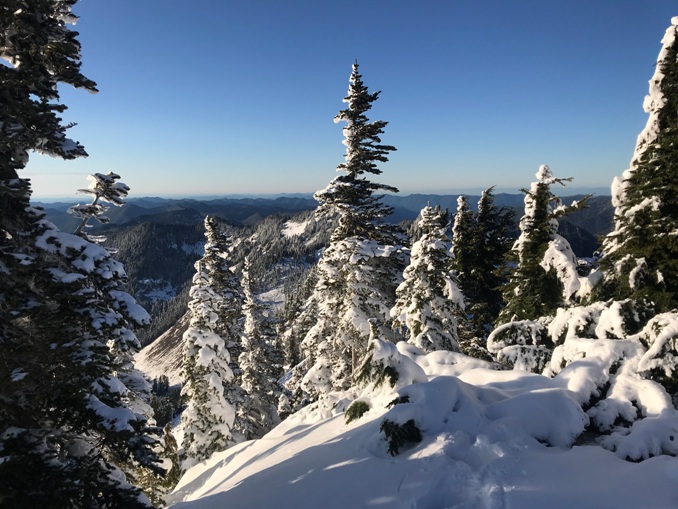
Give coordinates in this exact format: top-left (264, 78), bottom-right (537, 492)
top-left (69, 172), bottom-right (154, 418)
top-left (597, 17), bottom-right (678, 314)
top-left (449, 196), bottom-right (475, 344)
top-left (498, 165), bottom-right (586, 323)
top-left (300, 62), bottom-right (406, 395)
top-left (200, 216), bottom-right (253, 443)
top-left (69, 172), bottom-right (130, 241)
top-left (391, 204), bottom-right (464, 352)
top-left (489, 166), bottom-right (587, 372)
top-left (525, 17), bottom-right (678, 439)
top-left (314, 61), bottom-right (400, 246)
top-left (201, 216), bottom-right (244, 376)
top-left (0, 2), bottom-right (161, 506)
top-left (181, 217), bottom-right (244, 468)
top-left (237, 258), bottom-right (282, 439)
top-left (550, 17), bottom-right (678, 395)
top-left (180, 258), bottom-right (236, 470)
top-left (71, 172), bottom-right (167, 501)
top-left (451, 195), bottom-right (475, 295)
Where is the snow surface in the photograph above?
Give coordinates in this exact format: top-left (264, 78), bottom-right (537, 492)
top-left (135, 312), bottom-right (190, 385)
top-left (167, 344), bottom-right (678, 508)
top-left (282, 218), bottom-right (311, 238)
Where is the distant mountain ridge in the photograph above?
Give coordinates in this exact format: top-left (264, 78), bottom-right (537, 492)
top-left (35, 192), bottom-right (613, 238)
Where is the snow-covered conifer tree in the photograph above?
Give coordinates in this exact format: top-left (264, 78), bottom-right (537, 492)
top-left (597, 17), bottom-right (678, 313)
top-left (314, 61), bottom-right (400, 246)
top-left (201, 216), bottom-right (244, 374)
top-left (300, 62), bottom-right (406, 395)
top-left (453, 187), bottom-right (516, 355)
top-left (180, 258), bottom-right (236, 469)
top-left (180, 217), bottom-right (244, 467)
top-left (451, 196), bottom-right (475, 295)
top-left (498, 165), bottom-right (585, 323)
top-left (68, 173), bottom-right (154, 419)
top-left (449, 196), bottom-right (475, 344)
top-left (554, 17), bottom-right (678, 394)
top-left (489, 166), bottom-right (587, 372)
top-left (69, 172), bottom-right (130, 241)
top-left (391, 204), bottom-right (463, 352)
top-left (237, 258), bottom-right (282, 439)
top-left (0, 3), bottom-right (160, 506)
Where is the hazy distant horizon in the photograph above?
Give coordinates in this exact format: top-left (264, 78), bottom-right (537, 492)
top-left (31, 186), bottom-right (613, 203)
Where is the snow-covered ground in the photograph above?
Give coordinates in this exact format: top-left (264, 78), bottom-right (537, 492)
top-left (282, 218), bottom-right (312, 238)
top-left (135, 311), bottom-right (190, 386)
top-left (166, 342), bottom-right (678, 508)
top-left (258, 286), bottom-right (285, 310)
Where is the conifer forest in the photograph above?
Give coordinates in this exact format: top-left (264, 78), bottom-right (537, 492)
top-left (2, 2), bottom-right (678, 508)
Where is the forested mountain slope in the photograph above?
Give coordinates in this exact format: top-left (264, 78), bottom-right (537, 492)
top-left (43, 193), bottom-right (611, 346)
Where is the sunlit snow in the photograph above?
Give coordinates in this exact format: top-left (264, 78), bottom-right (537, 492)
top-left (166, 343), bottom-right (678, 508)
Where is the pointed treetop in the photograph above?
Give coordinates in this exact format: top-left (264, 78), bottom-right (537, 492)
top-left (536, 164), bottom-right (552, 181)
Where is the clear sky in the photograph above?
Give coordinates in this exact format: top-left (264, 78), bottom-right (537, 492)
top-left (24, 0), bottom-right (677, 199)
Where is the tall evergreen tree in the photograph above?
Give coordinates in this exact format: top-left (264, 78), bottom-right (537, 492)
top-left (300, 62), bottom-right (405, 395)
top-left (0, 3), bottom-right (160, 506)
top-left (201, 216), bottom-right (244, 376)
top-left (180, 217), bottom-right (242, 467)
top-left (391, 204), bottom-right (463, 352)
top-left (450, 195), bottom-right (475, 293)
top-left (498, 165), bottom-right (585, 323)
top-left (450, 196), bottom-right (475, 340)
top-left (597, 17), bottom-right (678, 313)
top-left (467, 187), bottom-right (514, 338)
top-left (180, 259), bottom-right (236, 469)
top-left (237, 258), bottom-right (282, 440)
top-left (489, 168), bottom-right (587, 372)
top-left (314, 61), bottom-right (400, 245)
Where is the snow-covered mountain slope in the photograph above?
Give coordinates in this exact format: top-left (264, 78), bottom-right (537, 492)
top-left (167, 343), bottom-right (678, 509)
top-left (135, 311), bottom-right (190, 385)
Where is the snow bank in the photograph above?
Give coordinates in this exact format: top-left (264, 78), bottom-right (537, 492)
top-left (168, 344), bottom-right (678, 508)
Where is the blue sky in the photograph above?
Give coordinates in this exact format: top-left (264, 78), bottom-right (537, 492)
top-left (25, 0), bottom-right (677, 199)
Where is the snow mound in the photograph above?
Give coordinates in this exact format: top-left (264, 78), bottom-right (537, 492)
top-left (168, 342), bottom-right (678, 508)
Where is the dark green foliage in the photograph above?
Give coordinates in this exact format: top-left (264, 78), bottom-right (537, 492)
top-left (315, 62), bottom-right (400, 246)
top-left (380, 419), bottom-right (422, 456)
top-left (345, 400), bottom-right (370, 424)
top-left (597, 23), bottom-right (678, 313)
top-left (150, 376), bottom-right (183, 428)
top-left (0, 431), bottom-right (149, 509)
top-left (0, 0), bottom-right (97, 181)
top-left (449, 189), bottom-right (514, 348)
top-left (0, 3), bottom-right (161, 505)
top-left (451, 195), bottom-right (476, 295)
top-left (386, 395), bottom-right (411, 408)
top-left (498, 168), bottom-right (587, 324)
top-left (356, 349), bottom-right (400, 388)
top-left (467, 188), bottom-right (515, 337)
top-left (488, 320), bottom-right (553, 373)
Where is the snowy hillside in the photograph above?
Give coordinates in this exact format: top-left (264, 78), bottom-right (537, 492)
top-left (136, 311), bottom-right (190, 385)
top-left (167, 343), bottom-right (678, 509)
